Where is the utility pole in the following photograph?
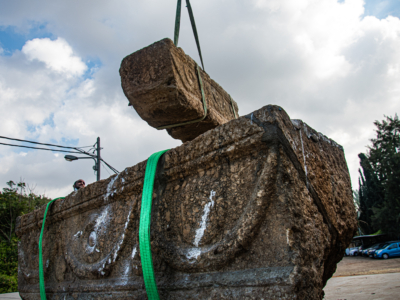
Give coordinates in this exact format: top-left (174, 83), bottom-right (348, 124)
top-left (96, 137), bottom-right (101, 181)
top-left (64, 136), bottom-right (118, 180)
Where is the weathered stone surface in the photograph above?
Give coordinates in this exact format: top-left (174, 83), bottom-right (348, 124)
top-left (119, 38), bottom-right (239, 142)
top-left (17, 105), bottom-right (357, 299)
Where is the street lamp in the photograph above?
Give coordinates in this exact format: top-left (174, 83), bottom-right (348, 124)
top-left (64, 155), bottom-right (94, 162)
top-left (64, 137), bottom-right (118, 181)
top-left (64, 155), bottom-right (79, 162)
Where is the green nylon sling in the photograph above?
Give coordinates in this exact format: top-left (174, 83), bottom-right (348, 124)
top-left (171, 0), bottom-right (238, 127)
top-left (139, 149), bottom-right (169, 300)
top-left (174, 0), bottom-right (204, 71)
top-left (39, 197), bottom-right (65, 300)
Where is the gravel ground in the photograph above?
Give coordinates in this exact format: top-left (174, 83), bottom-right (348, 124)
top-left (0, 293), bottom-right (20, 299)
top-left (324, 272), bottom-right (400, 300)
top-left (332, 256), bottom-right (400, 277)
top-left (324, 256), bottom-right (400, 300)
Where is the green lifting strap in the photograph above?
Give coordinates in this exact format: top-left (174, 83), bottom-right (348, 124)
top-left (39, 197), bottom-right (65, 300)
top-left (156, 64), bottom-right (207, 130)
top-left (229, 95), bottom-right (238, 119)
top-left (173, 0), bottom-right (182, 46)
top-left (139, 149), bottom-right (169, 300)
top-left (174, 0), bottom-right (205, 71)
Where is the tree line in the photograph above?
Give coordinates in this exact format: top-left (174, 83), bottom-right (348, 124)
top-left (0, 180), bottom-right (51, 293)
top-left (355, 114), bottom-right (400, 238)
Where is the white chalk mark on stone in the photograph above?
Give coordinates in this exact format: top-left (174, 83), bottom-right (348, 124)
top-left (73, 231), bottom-right (82, 238)
top-left (131, 246), bottom-right (139, 269)
top-left (86, 206), bottom-right (110, 255)
top-left (95, 248), bottom-right (100, 253)
top-left (187, 248), bottom-right (201, 260)
top-left (94, 206), bottom-right (109, 232)
top-left (124, 263), bottom-right (130, 276)
top-left (131, 246), bottom-right (137, 259)
top-left (286, 229), bottom-right (290, 245)
top-left (105, 174), bottom-right (119, 200)
top-left (194, 190), bottom-right (216, 247)
top-left (124, 210), bottom-right (131, 231)
top-left (291, 119), bottom-right (301, 129)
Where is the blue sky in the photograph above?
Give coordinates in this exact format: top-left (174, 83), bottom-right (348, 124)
top-left (0, 22), bottom-right (52, 55)
top-left (0, 23), bottom-right (102, 79)
top-left (364, 0), bottom-right (400, 19)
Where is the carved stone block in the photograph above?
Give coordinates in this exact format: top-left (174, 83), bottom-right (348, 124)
top-left (16, 105), bottom-right (357, 299)
top-left (119, 38), bottom-right (239, 142)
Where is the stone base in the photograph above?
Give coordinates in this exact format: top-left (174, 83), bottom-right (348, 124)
top-left (17, 105), bottom-right (357, 300)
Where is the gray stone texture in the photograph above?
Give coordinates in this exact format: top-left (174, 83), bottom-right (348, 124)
top-left (16, 105), bottom-right (357, 299)
top-left (119, 38), bottom-right (239, 142)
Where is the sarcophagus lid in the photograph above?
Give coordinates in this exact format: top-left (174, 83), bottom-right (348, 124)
top-left (119, 38), bottom-right (239, 142)
top-left (17, 106), bottom-right (356, 299)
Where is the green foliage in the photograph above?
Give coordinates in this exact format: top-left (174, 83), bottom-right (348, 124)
top-left (357, 153), bottom-right (384, 234)
top-left (371, 150), bottom-right (400, 237)
top-left (0, 274), bottom-right (17, 294)
top-left (352, 189), bottom-right (366, 236)
top-left (352, 190), bottom-right (360, 213)
top-left (0, 181), bottom-right (51, 294)
top-left (0, 238), bottom-right (18, 293)
top-left (0, 181), bottom-right (51, 243)
top-left (371, 229), bottom-right (383, 235)
top-left (357, 114), bottom-right (400, 238)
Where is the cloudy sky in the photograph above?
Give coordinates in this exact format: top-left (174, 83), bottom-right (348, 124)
top-left (0, 0), bottom-right (399, 198)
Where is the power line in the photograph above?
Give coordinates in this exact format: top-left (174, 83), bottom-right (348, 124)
top-left (101, 161), bottom-right (112, 176)
top-left (0, 136), bottom-right (93, 149)
top-left (101, 159), bottom-right (119, 174)
top-left (0, 142), bottom-right (83, 154)
top-left (0, 135), bottom-right (119, 178)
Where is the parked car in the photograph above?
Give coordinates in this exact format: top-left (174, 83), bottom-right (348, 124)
top-left (345, 247), bottom-right (358, 256)
top-left (357, 245), bottom-right (369, 256)
top-left (364, 243), bottom-right (388, 257)
top-left (348, 247), bottom-right (359, 256)
top-left (369, 240), bottom-right (400, 258)
top-left (374, 242), bottom-right (400, 259)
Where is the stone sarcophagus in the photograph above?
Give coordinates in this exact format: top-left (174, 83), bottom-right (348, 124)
top-left (16, 105), bottom-right (357, 299)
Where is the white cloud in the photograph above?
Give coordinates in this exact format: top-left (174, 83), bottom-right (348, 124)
top-left (22, 37), bottom-right (87, 77)
top-left (0, 34), bottom-right (180, 197)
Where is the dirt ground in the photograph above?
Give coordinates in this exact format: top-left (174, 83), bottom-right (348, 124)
top-left (332, 256), bottom-right (400, 277)
top-left (324, 272), bottom-right (400, 300)
top-left (323, 256), bottom-right (400, 300)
